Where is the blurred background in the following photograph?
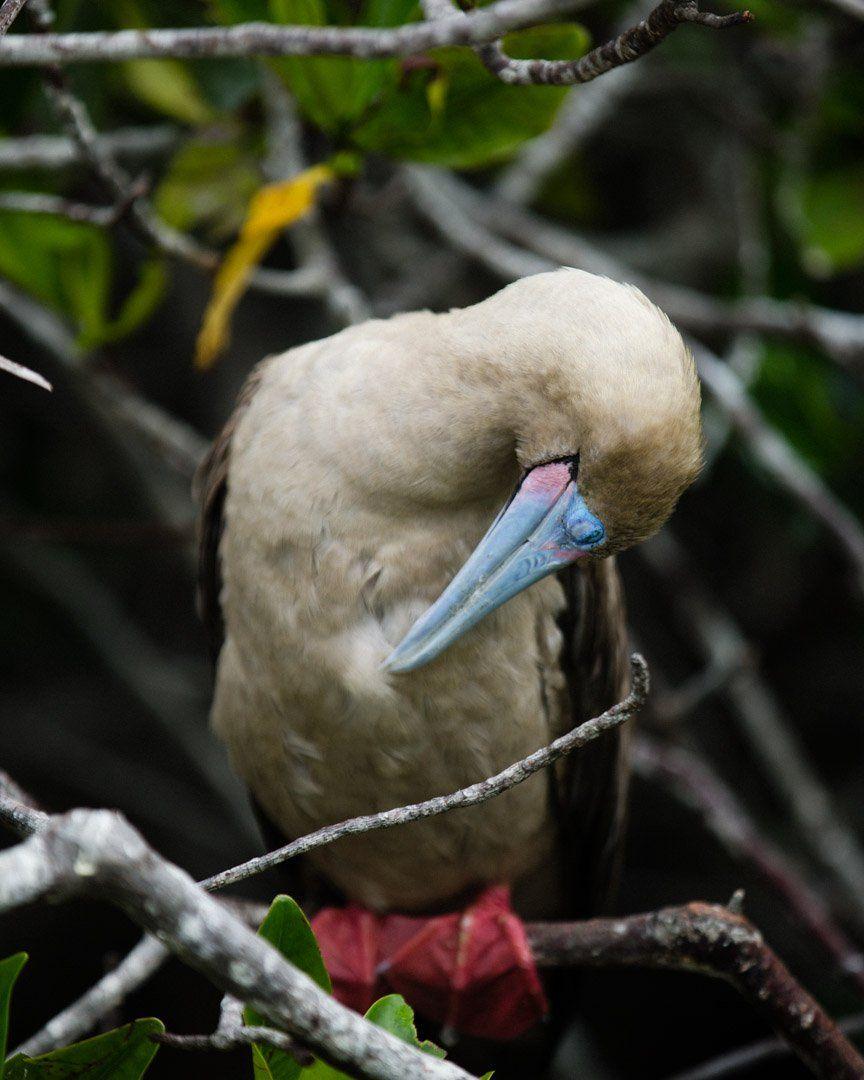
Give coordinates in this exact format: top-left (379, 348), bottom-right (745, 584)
top-left (1, 0), bottom-right (863, 1076)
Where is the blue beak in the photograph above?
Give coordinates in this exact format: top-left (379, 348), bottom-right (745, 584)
top-left (382, 460), bottom-right (606, 674)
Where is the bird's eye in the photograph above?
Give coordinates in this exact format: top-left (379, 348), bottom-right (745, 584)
top-left (562, 500), bottom-right (605, 549)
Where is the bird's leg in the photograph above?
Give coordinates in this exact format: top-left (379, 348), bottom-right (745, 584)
top-left (312, 885), bottom-right (547, 1041)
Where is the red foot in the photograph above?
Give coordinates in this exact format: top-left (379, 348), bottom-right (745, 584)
top-left (312, 885), bottom-right (547, 1040)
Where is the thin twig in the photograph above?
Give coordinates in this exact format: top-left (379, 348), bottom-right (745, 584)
top-left (479, 0), bottom-right (752, 86)
top-left (155, 1024), bottom-right (313, 1064)
top-left (0, 0), bottom-right (588, 66)
top-left (0, 125), bottom-right (179, 171)
top-left (156, 990), bottom-right (313, 1063)
top-left (0, 353), bottom-right (52, 391)
top-left (0, 0), bottom-right (27, 35)
top-left (201, 654), bottom-right (648, 891)
top-left (261, 66), bottom-right (369, 326)
top-left (0, 191), bottom-right (117, 225)
top-left (7, 661), bottom-right (647, 1054)
top-left (526, 903), bottom-right (864, 1079)
top-left (421, 0), bottom-right (749, 87)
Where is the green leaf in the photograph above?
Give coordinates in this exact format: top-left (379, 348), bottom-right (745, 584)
top-left (5, 1018), bottom-right (163, 1080)
top-left (246, 896), bottom-right (332, 1080)
top-left (121, 59), bottom-right (215, 125)
top-left (794, 164), bottom-right (864, 272)
top-left (295, 995), bottom-right (446, 1079)
top-left (0, 953), bottom-right (27, 1075)
top-left (0, 211), bottom-right (166, 347)
top-left (268, 0), bottom-right (419, 131)
top-left (0, 211), bottom-right (110, 336)
top-left (154, 138), bottom-right (260, 238)
top-left (81, 259), bottom-right (168, 349)
top-left (210, 0), bottom-right (270, 22)
top-left (353, 22), bottom-right (589, 168)
top-left (364, 995), bottom-right (445, 1059)
top-left (254, 895), bottom-right (332, 994)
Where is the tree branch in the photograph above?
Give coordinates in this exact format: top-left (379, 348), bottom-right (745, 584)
top-left (478, 0), bottom-right (752, 86)
top-left (4, 660), bottom-right (647, 1055)
top-left (634, 734), bottom-right (864, 996)
top-left (640, 529), bottom-right (864, 938)
top-left (202, 654), bottom-right (648, 891)
top-left (526, 903), bottom-right (864, 1079)
top-left (0, 125), bottom-right (179, 171)
top-left (0, 0), bottom-right (586, 66)
top-left (0, 191), bottom-right (119, 225)
top-left (0, 808), bottom-right (473, 1080)
top-left (0, 353), bottom-right (52, 391)
top-left (0, 0), bottom-right (28, 35)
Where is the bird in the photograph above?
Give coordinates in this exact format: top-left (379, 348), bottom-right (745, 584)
top-left (196, 267), bottom-right (702, 1053)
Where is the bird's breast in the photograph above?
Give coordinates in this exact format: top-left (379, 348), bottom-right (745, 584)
top-left (213, 498), bottom-right (568, 913)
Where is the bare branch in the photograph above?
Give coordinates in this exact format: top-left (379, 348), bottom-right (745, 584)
top-left (458, 178), bottom-right (864, 378)
top-left (0, 125), bottom-right (179, 171)
top-left (0, 353), bottom-right (52, 391)
top-left (633, 735), bottom-right (864, 995)
top-left (13, 935), bottom-right (169, 1058)
top-left (404, 167), bottom-right (864, 590)
top-left (0, 809), bottom-right (473, 1080)
top-left (5, 660), bottom-right (645, 1052)
top-left (202, 654), bottom-right (648, 891)
top-left (640, 529), bottom-right (864, 938)
top-left (261, 67), bottom-right (369, 326)
top-left (420, 0), bottom-right (749, 86)
top-left (0, 0), bottom-right (28, 35)
top-left (0, 0), bottom-right (587, 67)
top-left (0, 191), bottom-right (117, 225)
top-left (155, 1025), bottom-right (313, 1064)
top-left (478, 0), bottom-right (752, 86)
top-left (526, 903), bottom-right (864, 1079)
top-left (157, 991), bottom-right (313, 1063)
top-left (0, 278), bottom-right (206, 480)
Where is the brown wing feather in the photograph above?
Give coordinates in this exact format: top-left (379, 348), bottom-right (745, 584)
top-left (555, 557), bottom-right (631, 917)
top-left (194, 361), bottom-right (271, 661)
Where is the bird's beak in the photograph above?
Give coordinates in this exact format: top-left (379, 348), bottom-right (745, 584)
top-left (382, 460), bottom-right (606, 674)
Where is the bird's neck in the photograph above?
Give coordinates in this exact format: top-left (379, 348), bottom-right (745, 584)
top-left (317, 310), bottom-right (524, 510)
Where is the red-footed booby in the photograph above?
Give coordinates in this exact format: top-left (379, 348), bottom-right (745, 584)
top-left (196, 268), bottom-right (702, 1045)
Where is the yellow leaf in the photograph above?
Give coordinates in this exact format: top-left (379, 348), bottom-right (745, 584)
top-left (195, 164), bottom-right (333, 370)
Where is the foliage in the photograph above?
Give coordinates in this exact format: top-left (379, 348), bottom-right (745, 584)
top-left (0, 956), bottom-right (162, 1080)
top-left (0, 903), bottom-right (460, 1080)
top-left (245, 896), bottom-right (451, 1079)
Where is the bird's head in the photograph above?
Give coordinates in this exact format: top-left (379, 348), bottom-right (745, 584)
top-left (382, 268), bottom-right (703, 673)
